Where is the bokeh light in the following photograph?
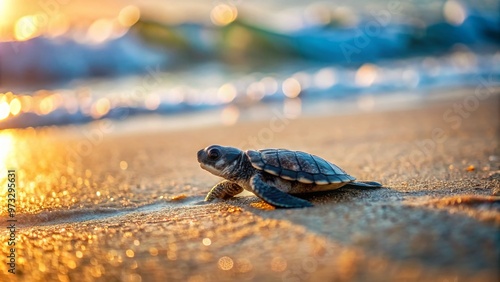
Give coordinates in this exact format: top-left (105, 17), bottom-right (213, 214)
top-left (217, 83), bottom-right (237, 103)
top-left (210, 4), bottom-right (238, 26)
top-left (9, 98), bottom-right (21, 116)
top-left (38, 96), bottom-right (54, 115)
top-left (218, 256), bottom-right (234, 270)
top-left (20, 95), bottom-right (33, 113)
top-left (0, 101), bottom-right (10, 120)
top-left (443, 0), bottom-right (466, 26)
top-left (118, 5), bottom-right (141, 27)
top-left (202, 238), bottom-right (212, 246)
top-left (87, 19), bottom-right (114, 44)
top-left (119, 161), bottom-right (128, 170)
top-left (14, 15), bottom-right (41, 41)
top-left (355, 64), bottom-right (378, 87)
top-left (91, 98), bottom-right (111, 118)
top-left (282, 78), bottom-right (301, 98)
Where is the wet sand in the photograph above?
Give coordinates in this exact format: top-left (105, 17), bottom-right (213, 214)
top-left (0, 90), bottom-right (499, 281)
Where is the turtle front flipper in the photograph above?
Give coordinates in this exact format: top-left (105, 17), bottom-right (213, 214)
top-left (250, 174), bottom-right (313, 208)
top-left (205, 180), bottom-right (244, 201)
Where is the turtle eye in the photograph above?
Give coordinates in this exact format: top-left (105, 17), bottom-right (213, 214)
top-left (207, 148), bottom-right (221, 160)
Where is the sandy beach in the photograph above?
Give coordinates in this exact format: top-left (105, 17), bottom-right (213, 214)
top-left (1, 89), bottom-right (499, 281)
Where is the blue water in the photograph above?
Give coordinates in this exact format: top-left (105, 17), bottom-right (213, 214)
top-left (0, 0), bottom-right (499, 129)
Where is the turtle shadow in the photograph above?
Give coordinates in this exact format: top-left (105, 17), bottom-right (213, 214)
top-left (231, 188), bottom-right (499, 276)
top-left (293, 186), bottom-right (496, 206)
top-left (295, 186), bottom-right (395, 204)
top-left (227, 185), bottom-right (495, 211)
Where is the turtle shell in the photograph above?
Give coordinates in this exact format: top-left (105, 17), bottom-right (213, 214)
top-left (246, 149), bottom-right (356, 185)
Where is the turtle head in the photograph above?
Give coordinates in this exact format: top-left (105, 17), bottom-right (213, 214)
top-left (197, 145), bottom-right (243, 179)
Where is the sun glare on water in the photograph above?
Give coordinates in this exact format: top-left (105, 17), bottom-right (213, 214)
top-left (0, 0), bottom-right (10, 25)
top-left (0, 131), bottom-right (14, 173)
top-left (0, 0), bottom-right (7, 14)
top-left (0, 0), bottom-right (21, 41)
top-left (0, 1), bottom-right (141, 42)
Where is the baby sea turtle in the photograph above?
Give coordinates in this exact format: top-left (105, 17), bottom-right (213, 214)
top-left (197, 145), bottom-right (382, 208)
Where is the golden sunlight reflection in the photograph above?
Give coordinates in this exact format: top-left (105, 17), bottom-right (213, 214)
top-left (210, 4), bottom-right (238, 26)
top-left (0, 101), bottom-right (10, 120)
top-left (91, 98), bottom-right (111, 118)
top-left (87, 19), bottom-right (114, 44)
top-left (202, 237), bottom-right (212, 246)
top-left (38, 96), bottom-right (54, 115)
top-left (0, 0), bottom-right (8, 18)
top-left (0, 131), bottom-right (14, 172)
top-left (218, 256), bottom-right (234, 271)
top-left (20, 95), bottom-right (33, 113)
top-left (0, 1), bottom-right (144, 41)
top-left (118, 5), bottom-right (141, 27)
top-left (120, 161), bottom-right (128, 170)
top-left (15, 15), bottom-right (42, 41)
top-left (9, 98), bottom-right (21, 116)
top-left (0, 0), bottom-right (13, 34)
top-left (217, 83), bottom-right (237, 103)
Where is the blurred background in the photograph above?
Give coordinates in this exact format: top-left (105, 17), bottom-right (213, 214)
top-left (0, 0), bottom-right (499, 129)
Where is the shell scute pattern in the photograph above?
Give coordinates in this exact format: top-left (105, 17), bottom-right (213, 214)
top-left (247, 150), bottom-right (265, 168)
top-left (314, 156), bottom-right (338, 175)
top-left (278, 150), bottom-right (302, 171)
top-left (246, 149), bottom-right (355, 185)
top-left (295, 152), bottom-right (320, 174)
top-left (261, 150), bottom-right (280, 167)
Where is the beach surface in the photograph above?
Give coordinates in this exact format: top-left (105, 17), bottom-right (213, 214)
top-left (1, 89), bottom-right (499, 281)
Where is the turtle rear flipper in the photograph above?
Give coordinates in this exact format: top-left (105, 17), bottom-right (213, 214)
top-left (250, 174), bottom-right (313, 208)
top-left (346, 181), bottom-right (383, 188)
